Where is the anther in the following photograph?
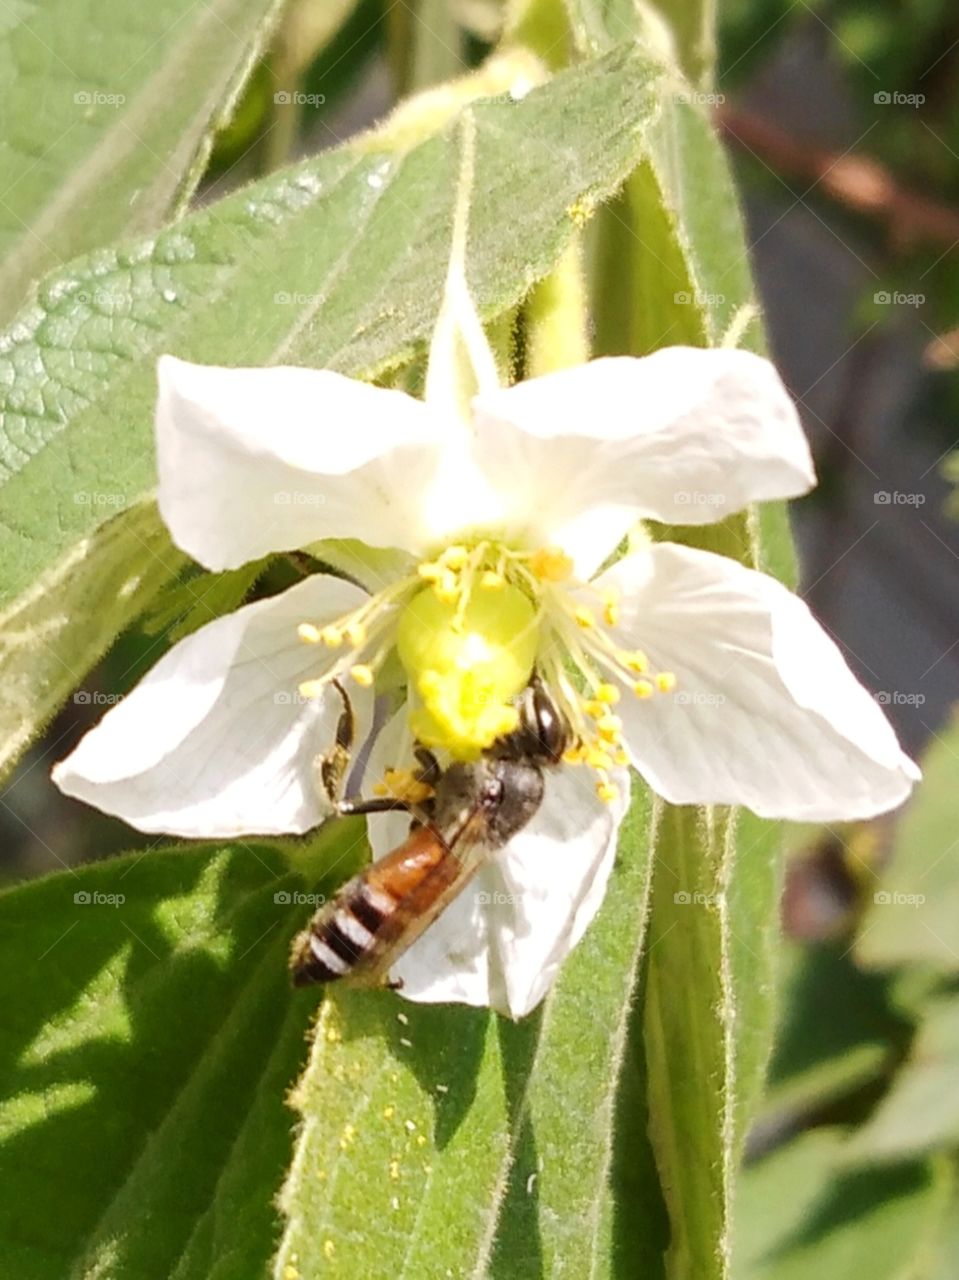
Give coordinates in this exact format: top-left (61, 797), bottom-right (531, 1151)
top-left (574, 605), bottom-right (595, 629)
top-left (299, 678), bottom-right (326, 699)
top-left (297, 623), bottom-right (322, 644)
top-left (321, 625), bottom-right (344, 648)
top-left (596, 682), bottom-right (620, 704)
top-left (350, 664), bottom-right (374, 687)
top-left (346, 621), bottom-right (367, 648)
top-left (480, 570), bottom-right (504, 590)
top-left (633, 679), bottom-right (653, 699)
top-left (529, 547), bottom-right (573, 582)
top-left (626, 651), bottom-right (648, 674)
top-left (656, 672), bottom-right (677, 693)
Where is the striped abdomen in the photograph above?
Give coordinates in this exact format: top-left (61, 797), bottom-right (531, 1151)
top-left (290, 823), bottom-right (475, 987)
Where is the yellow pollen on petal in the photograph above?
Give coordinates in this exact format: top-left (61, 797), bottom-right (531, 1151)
top-left (297, 623), bottom-right (322, 644)
top-left (529, 547), bottom-right (573, 582)
top-left (656, 671), bottom-right (677, 693)
top-left (633, 679), bottom-right (654, 699)
top-left (350, 664), bottom-right (374, 687)
top-left (374, 768), bottom-right (434, 806)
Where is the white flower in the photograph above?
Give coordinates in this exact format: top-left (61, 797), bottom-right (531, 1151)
top-left (52, 303), bottom-right (918, 1018)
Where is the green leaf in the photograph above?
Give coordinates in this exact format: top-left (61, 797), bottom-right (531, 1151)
top-left (0, 0), bottom-right (285, 326)
top-left (856, 714), bottom-right (959, 973)
top-left (642, 805), bottom-right (778, 1280)
top-left (0, 830), bottom-right (370, 1279)
top-left (845, 993), bottom-right (959, 1164)
top-left (760, 939), bottom-right (906, 1125)
top-left (560, 0), bottom-right (715, 88)
top-left (273, 784), bottom-right (661, 1279)
top-left (0, 43), bottom-right (664, 781)
top-left (734, 1129), bottom-right (947, 1280)
top-left (594, 88), bottom-right (759, 358)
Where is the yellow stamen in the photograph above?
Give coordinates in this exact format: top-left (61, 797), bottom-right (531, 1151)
top-left (297, 623), bottom-right (322, 644)
top-left (321, 625), bottom-right (344, 648)
top-left (417, 560), bottom-right (442, 581)
top-left (596, 715), bottom-right (622, 744)
top-left (529, 547), bottom-right (573, 582)
top-left (350, 664), bottom-right (374, 687)
top-left (596, 780), bottom-right (619, 803)
top-left (656, 671), bottom-right (677, 693)
top-left (574, 605), bottom-right (596, 630)
top-left (596, 682), bottom-right (620, 704)
top-left (346, 621), bottom-right (367, 648)
top-left (480, 570), bottom-right (505, 590)
top-left (299, 678), bottom-right (325, 699)
top-left (633, 679), bottom-right (654, 699)
top-left (626, 651), bottom-right (649, 674)
top-left (602, 590), bottom-right (620, 627)
top-left (439, 544), bottom-right (469, 569)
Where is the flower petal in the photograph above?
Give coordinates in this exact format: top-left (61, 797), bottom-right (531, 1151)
top-left (374, 758), bottom-right (629, 1018)
top-left (156, 356), bottom-right (449, 569)
top-left (599, 543), bottom-right (919, 821)
top-left (471, 347), bottom-right (814, 576)
top-left (52, 576), bottom-right (374, 837)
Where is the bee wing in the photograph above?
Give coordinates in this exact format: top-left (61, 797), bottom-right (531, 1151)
top-left (291, 809), bottom-right (495, 988)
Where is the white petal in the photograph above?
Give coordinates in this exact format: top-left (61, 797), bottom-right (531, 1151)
top-left (600, 544), bottom-right (919, 821)
top-left (52, 576), bottom-right (374, 837)
top-left (387, 762), bottom-right (629, 1018)
top-left (156, 356), bottom-right (450, 569)
top-left (472, 348), bottom-right (814, 576)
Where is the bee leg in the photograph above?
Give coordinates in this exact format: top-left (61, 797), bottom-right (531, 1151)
top-left (412, 745), bottom-right (442, 789)
top-left (386, 975), bottom-right (405, 991)
top-left (315, 679), bottom-right (355, 810)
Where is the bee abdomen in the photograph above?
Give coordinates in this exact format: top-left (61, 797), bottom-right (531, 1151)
top-left (291, 881), bottom-right (397, 986)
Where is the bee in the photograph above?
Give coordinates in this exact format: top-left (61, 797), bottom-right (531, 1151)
top-left (290, 677), bottom-right (569, 989)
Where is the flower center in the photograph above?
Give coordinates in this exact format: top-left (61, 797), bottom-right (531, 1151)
top-left (295, 534), bottom-right (676, 801)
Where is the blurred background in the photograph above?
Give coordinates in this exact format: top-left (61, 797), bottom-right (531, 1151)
top-left (2, 2), bottom-right (958, 1273)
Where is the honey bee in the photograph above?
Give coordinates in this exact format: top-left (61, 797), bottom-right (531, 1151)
top-left (290, 677), bottom-right (569, 989)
